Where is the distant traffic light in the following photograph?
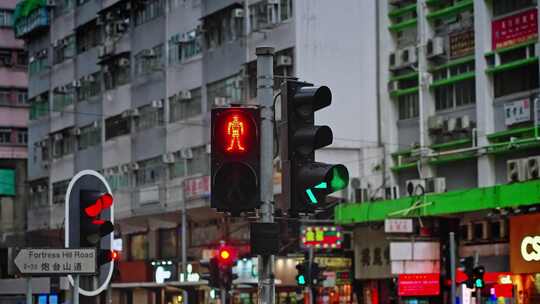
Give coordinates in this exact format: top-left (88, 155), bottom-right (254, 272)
top-left (460, 256), bottom-right (475, 289)
top-left (295, 261), bottom-right (324, 287)
top-left (216, 245), bottom-right (237, 268)
top-left (280, 81), bottom-right (349, 213)
top-left (472, 266), bottom-right (485, 288)
top-left (211, 107), bottom-right (261, 214)
top-left (200, 258), bottom-right (220, 289)
top-left (296, 262), bottom-right (308, 286)
top-left (80, 191), bottom-right (115, 267)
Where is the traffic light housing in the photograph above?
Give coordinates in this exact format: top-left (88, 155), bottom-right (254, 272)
top-left (280, 81), bottom-right (349, 213)
top-left (460, 256), bottom-right (475, 288)
top-left (200, 258), bottom-right (220, 289)
top-left (80, 190), bottom-right (115, 267)
top-left (472, 266), bottom-right (485, 289)
top-left (211, 107), bottom-right (261, 214)
top-left (295, 261), bottom-right (324, 287)
top-left (295, 262), bottom-right (308, 286)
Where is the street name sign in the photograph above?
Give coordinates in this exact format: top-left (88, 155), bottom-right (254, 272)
top-left (14, 248), bottom-right (96, 275)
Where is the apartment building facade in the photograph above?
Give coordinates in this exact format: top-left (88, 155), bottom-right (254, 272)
top-left (0, 0), bottom-right (29, 299)
top-left (336, 1), bottom-right (540, 304)
top-left (18, 0), bottom-right (375, 303)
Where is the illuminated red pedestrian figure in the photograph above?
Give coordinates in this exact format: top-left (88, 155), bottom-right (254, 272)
top-left (226, 115), bottom-right (245, 152)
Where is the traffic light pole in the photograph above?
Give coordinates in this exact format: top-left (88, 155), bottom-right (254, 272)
top-left (450, 232), bottom-right (456, 304)
top-left (256, 46), bottom-right (275, 304)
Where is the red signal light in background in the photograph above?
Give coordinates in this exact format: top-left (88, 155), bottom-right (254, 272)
top-left (111, 250), bottom-right (119, 260)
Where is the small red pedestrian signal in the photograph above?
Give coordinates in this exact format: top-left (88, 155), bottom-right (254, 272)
top-left (225, 114), bottom-right (246, 152)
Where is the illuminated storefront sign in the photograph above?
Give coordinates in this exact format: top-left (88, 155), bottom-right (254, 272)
top-left (521, 236), bottom-right (540, 261)
top-left (449, 29), bottom-right (475, 58)
top-left (398, 273), bottom-right (440, 297)
top-left (151, 260), bottom-right (175, 284)
top-left (301, 226), bottom-right (343, 249)
top-left (510, 213), bottom-right (540, 273)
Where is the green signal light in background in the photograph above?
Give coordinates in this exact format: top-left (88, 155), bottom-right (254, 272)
top-left (297, 274), bottom-right (306, 286)
top-left (330, 167), bottom-right (347, 191)
top-left (474, 278), bottom-right (484, 288)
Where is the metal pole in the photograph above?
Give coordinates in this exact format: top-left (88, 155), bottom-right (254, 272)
top-left (221, 289), bottom-right (227, 304)
top-left (182, 159), bottom-right (189, 304)
top-left (73, 275), bottom-right (80, 304)
top-left (308, 248), bottom-right (314, 304)
top-left (450, 232), bottom-right (456, 304)
top-left (26, 277), bottom-right (32, 304)
top-left (256, 46), bottom-right (275, 304)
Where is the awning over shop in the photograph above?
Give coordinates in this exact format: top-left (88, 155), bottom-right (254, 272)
top-left (13, 0), bottom-right (45, 24)
top-left (335, 179), bottom-right (540, 224)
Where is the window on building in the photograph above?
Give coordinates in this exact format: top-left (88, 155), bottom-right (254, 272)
top-left (0, 129), bottom-right (11, 144)
top-left (493, 0), bottom-right (536, 17)
top-left (16, 51), bottom-right (27, 66)
top-left (77, 0), bottom-right (91, 6)
top-left (186, 146), bottom-right (209, 176)
top-left (129, 234), bottom-right (149, 260)
top-left (435, 79), bottom-right (476, 111)
top-left (30, 94), bottom-right (49, 120)
top-left (134, 0), bottom-right (165, 26)
top-left (135, 104), bottom-right (164, 131)
top-left (0, 89), bottom-right (10, 105)
top-left (473, 222), bottom-right (484, 240)
top-left (136, 157), bottom-right (164, 186)
top-left (159, 228), bottom-right (178, 258)
top-left (205, 8), bottom-right (244, 49)
top-left (104, 167), bottom-right (129, 191)
top-left (207, 75), bottom-right (242, 110)
top-left (135, 44), bottom-right (164, 76)
top-left (494, 64), bottom-right (539, 97)
top-left (0, 49), bottom-right (12, 66)
top-left (280, 0), bottom-right (293, 21)
top-left (29, 49), bottom-right (49, 76)
top-left (53, 35), bottom-right (76, 64)
top-left (105, 114), bottom-right (131, 140)
top-left (103, 57), bottom-right (130, 90)
top-left (76, 21), bottom-right (102, 54)
top-left (78, 72), bottom-right (101, 102)
top-left (55, 0), bottom-right (74, 15)
top-left (169, 30), bottom-right (202, 64)
top-left (398, 94), bottom-right (419, 120)
top-left (78, 122), bottom-right (101, 150)
top-left (52, 129), bottom-right (74, 158)
top-left (41, 139), bottom-right (50, 162)
top-left (170, 88), bottom-right (202, 122)
top-left (15, 90), bottom-right (28, 105)
top-left (16, 129), bottom-right (27, 145)
top-left (0, 9), bottom-right (13, 27)
top-left (490, 221), bottom-right (501, 240)
top-left (53, 84), bottom-right (75, 112)
top-left (169, 154), bottom-right (186, 179)
top-left (52, 180), bottom-right (69, 205)
top-left (30, 180), bottom-right (49, 207)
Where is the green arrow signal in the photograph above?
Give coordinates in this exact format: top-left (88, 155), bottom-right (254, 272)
top-left (306, 182), bottom-right (328, 204)
top-left (330, 167), bottom-right (347, 191)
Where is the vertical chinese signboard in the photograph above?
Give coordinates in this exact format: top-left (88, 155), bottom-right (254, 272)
top-left (492, 8), bottom-right (538, 50)
top-left (183, 175), bottom-right (210, 201)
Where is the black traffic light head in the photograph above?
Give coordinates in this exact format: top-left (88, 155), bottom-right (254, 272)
top-left (472, 266), bottom-right (485, 289)
top-left (211, 107), bottom-right (261, 214)
top-left (295, 262), bottom-right (308, 286)
top-left (80, 191), bottom-right (115, 267)
top-left (200, 258), bottom-right (220, 289)
top-left (460, 256), bottom-right (475, 288)
top-left (280, 81), bottom-right (349, 213)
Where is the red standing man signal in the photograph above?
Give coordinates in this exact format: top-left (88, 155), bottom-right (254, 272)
top-left (226, 115), bottom-right (245, 152)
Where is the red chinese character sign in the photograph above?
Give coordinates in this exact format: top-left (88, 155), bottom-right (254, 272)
top-left (398, 273), bottom-right (440, 297)
top-left (492, 8), bottom-right (538, 50)
top-left (301, 226), bottom-right (343, 249)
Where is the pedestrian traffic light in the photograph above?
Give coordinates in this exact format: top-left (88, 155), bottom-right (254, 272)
top-left (219, 264), bottom-right (238, 291)
top-left (460, 256), bottom-right (475, 289)
top-left (211, 107), bottom-right (261, 214)
top-left (295, 261), bottom-right (323, 287)
top-left (296, 262), bottom-right (308, 286)
top-left (472, 266), bottom-right (485, 289)
top-left (200, 257), bottom-right (220, 289)
top-left (280, 81), bottom-right (349, 213)
top-left (216, 245), bottom-right (237, 268)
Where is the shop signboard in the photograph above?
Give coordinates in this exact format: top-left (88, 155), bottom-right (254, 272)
top-left (151, 260), bottom-right (176, 284)
top-left (354, 226), bottom-right (391, 279)
top-left (510, 213), bottom-right (540, 273)
top-left (384, 219), bottom-right (413, 233)
top-left (398, 273), bottom-right (440, 297)
top-left (505, 98), bottom-right (531, 126)
top-left (492, 8), bottom-right (538, 50)
top-left (183, 175), bottom-right (210, 201)
top-left (301, 226), bottom-right (343, 249)
top-left (449, 29), bottom-right (475, 58)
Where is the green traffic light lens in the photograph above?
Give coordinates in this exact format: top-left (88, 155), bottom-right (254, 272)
top-left (475, 278), bottom-right (483, 288)
top-left (297, 274), bottom-right (306, 285)
top-left (329, 165), bottom-right (349, 191)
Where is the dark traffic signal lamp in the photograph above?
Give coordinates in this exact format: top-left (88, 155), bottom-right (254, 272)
top-left (280, 81), bottom-right (349, 213)
top-left (80, 191), bottom-right (115, 266)
top-left (460, 256), bottom-right (476, 288)
top-left (211, 107), bottom-right (261, 214)
top-left (200, 258), bottom-right (220, 289)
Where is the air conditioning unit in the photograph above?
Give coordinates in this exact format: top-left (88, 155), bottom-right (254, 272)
top-left (388, 80), bottom-right (399, 93)
top-left (179, 90), bottom-right (192, 100)
top-left (425, 177), bottom-right (446, 193)
top-left (46, 0), bottom-right (56, 6)
top-left (120, 164), bottom-right (130, 173)
top-left (142, 49), bottom-right (157, 58)
top-left (389, 51), bottom-right (402, 70)
top-left (526, 156), bottom-right (540, 180)
top-left (444, 117), bottom-right (457, 133)
top-left (131, 108), bottom-right (140, 117)
top-left (267, 0), bottom-right (279, 4)
top-left (130, 162), bottom-right (140, 171)
top-left (92, 121), bottom-right (99, 128)
top-left (427, 37), bottom-right (445, 58)
top-left (162, 153), bottom-right (176, 163)
top-left (72, 80), bottom-right (81, 88)
top-left (428, 115), bottom-right (444, 133)
top-left (53, 133), bottom-right (63, 141)
top-left (507, 158), bottom-right (527, 182)
top-left (405, 179), bottom-right (426, 196)
top-left (401, 46), bottom-right (417, 65)
top-left (456, 115), bottom-right (471, 132)
top-left (277, 55), bottom-right (292, 67)
top-left (205, 143), bottom-right (211, 154)
top-left (121, 110), bottom-right (131, 118)
top-left (181, 148), bottom-right (193, 159)
top-left (40, 140), bottom-right (48, 148)
top-left (56, 86), bottom-right (68, 94)
top-left (118, 58), bottom-right (130, 67)
top-left (384, 186), bottom-right (400, 200)
top-left (96, 15), bottom-right (104, 25)
top-left (105, 12), bottom-right (114, 21)
top-left (105, 168), bottom-right (116, 175)
top-left (214, 97), bottom-right (229, 106)
top-left (37, 185), bottom-right (45, 192)
top-left (151, 99), bottom-right (163, 108)
top-left (86, 75), bottom-right (96, 82)
top-left (232, 8), bottom-right (244, 18)
top-left (73, 128), bottom-right (81, 136)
